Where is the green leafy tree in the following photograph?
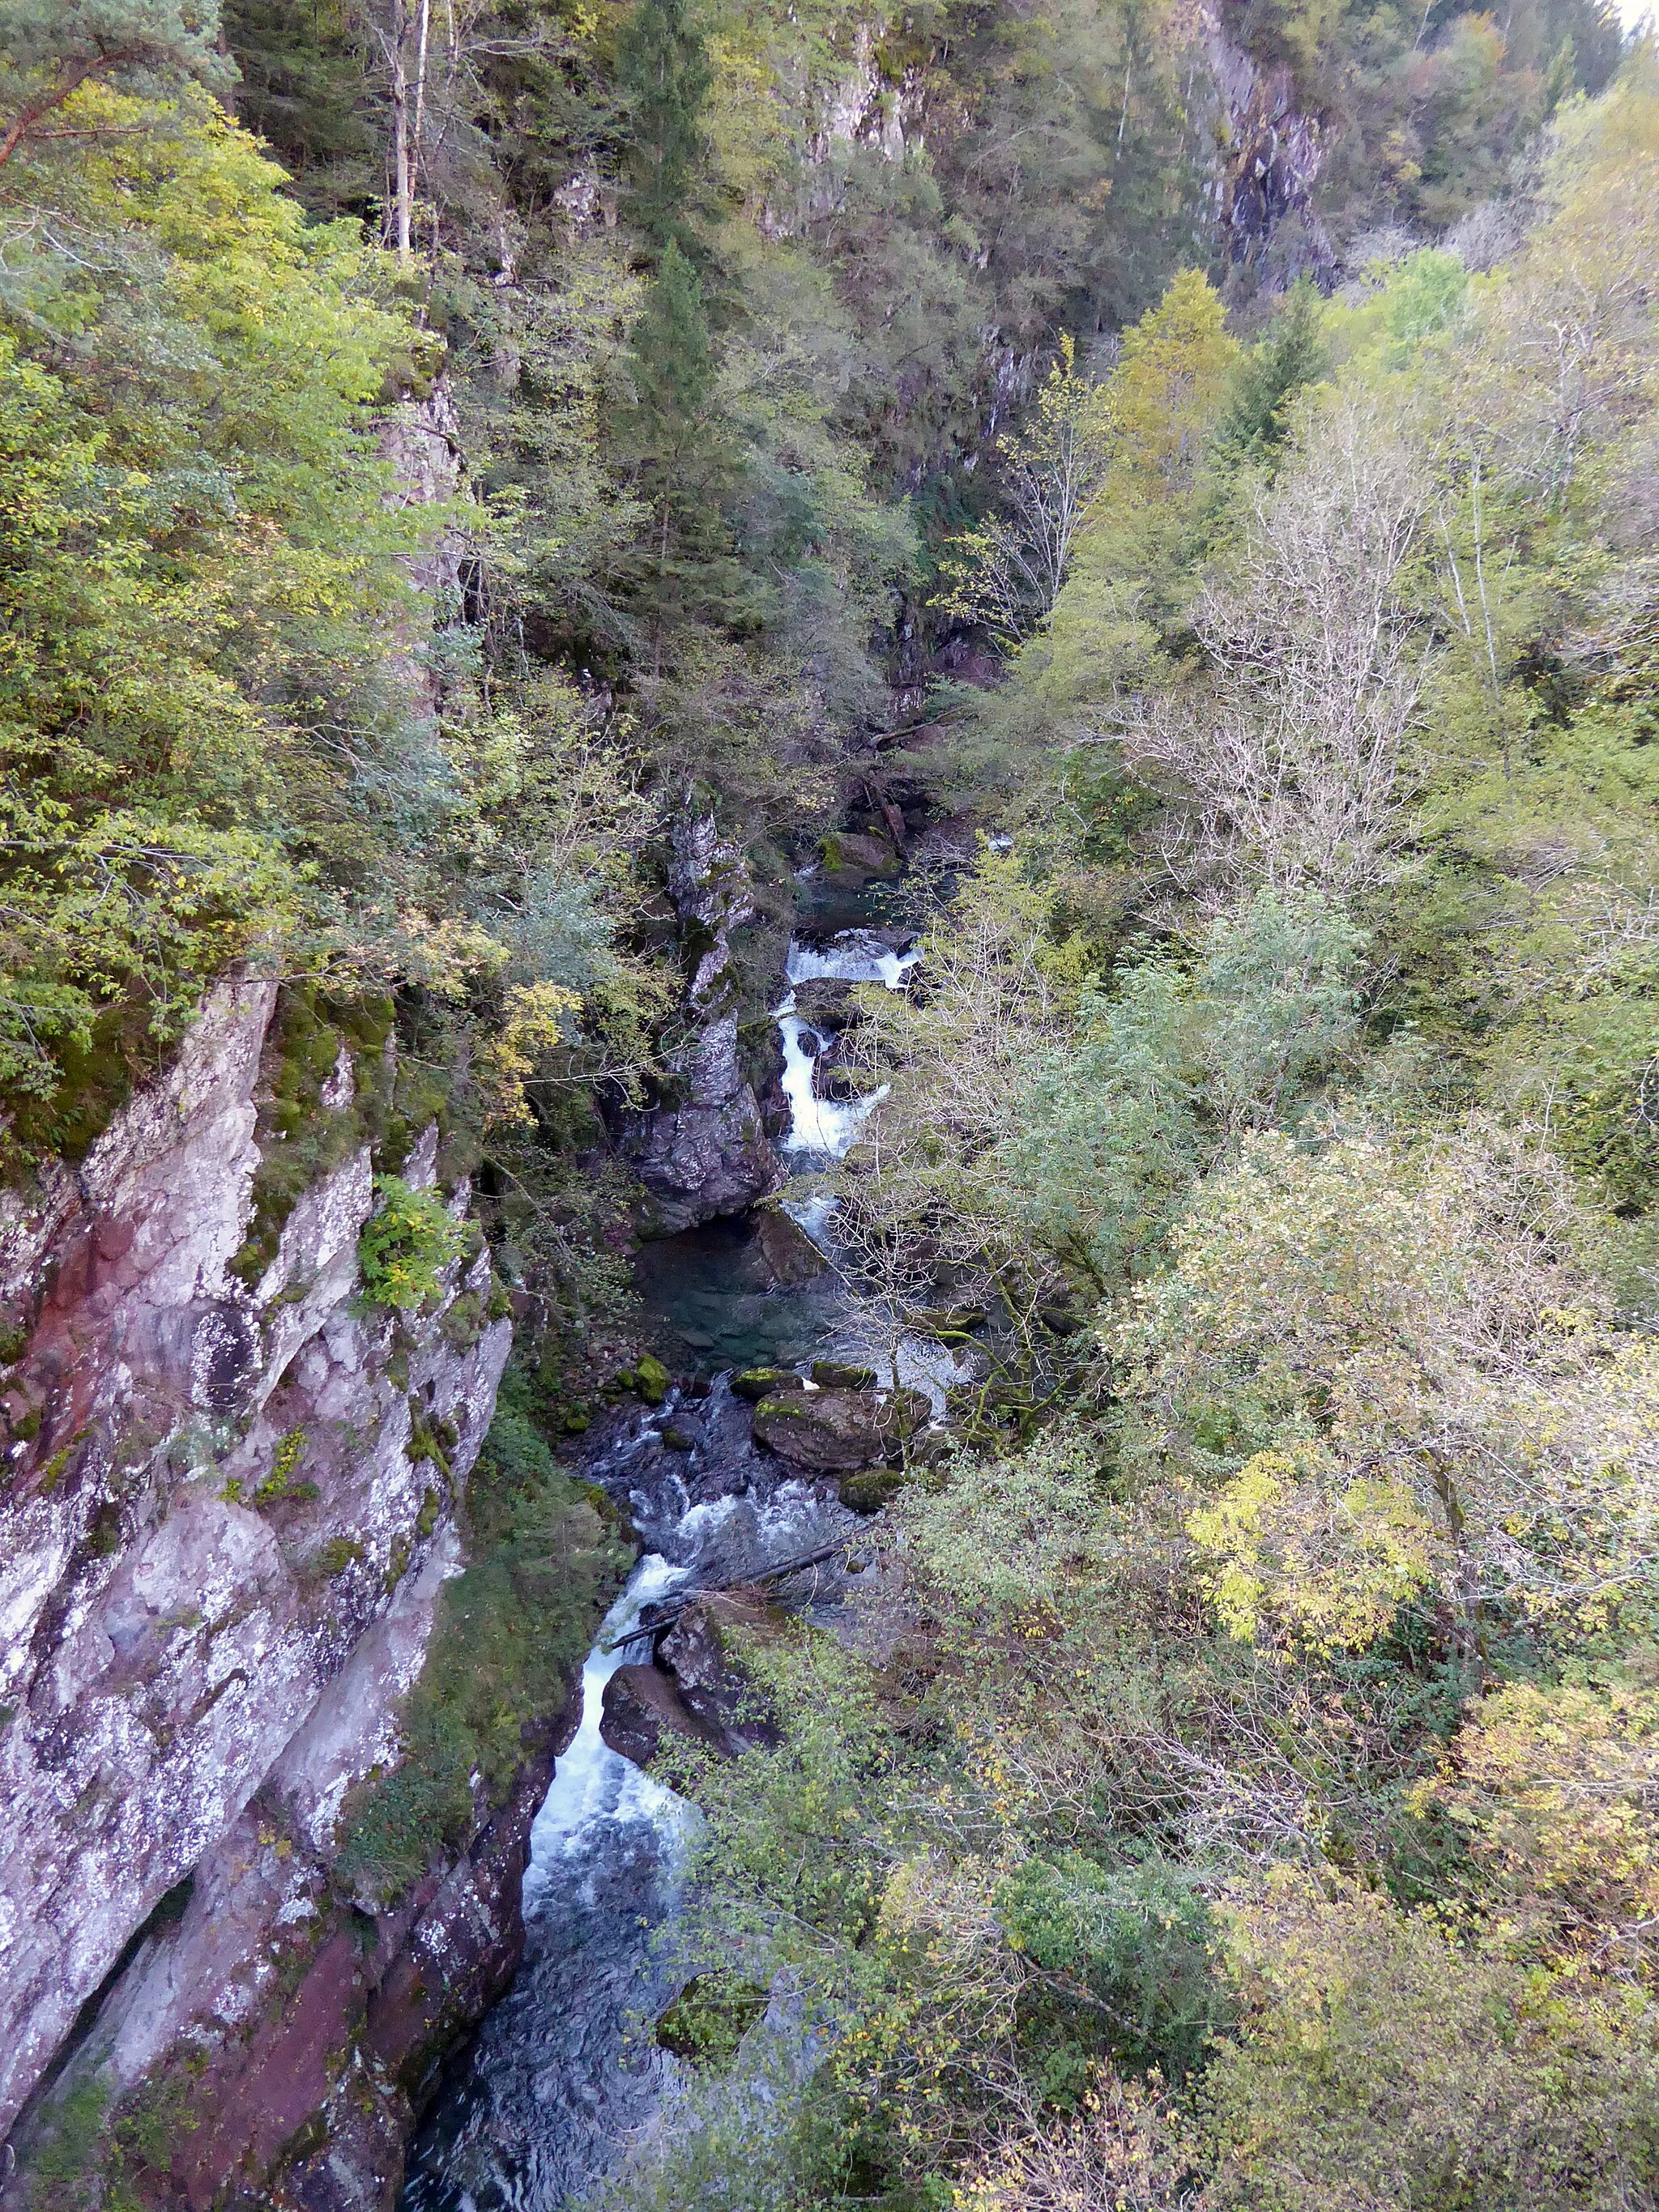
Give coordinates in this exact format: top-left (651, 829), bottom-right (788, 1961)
top-left (934, 337), bottom-right (1109, 648)
top-left (0, 0), bottom-right (229, 167)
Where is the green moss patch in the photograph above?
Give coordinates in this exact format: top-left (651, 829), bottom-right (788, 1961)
top-left (333, 1370), bottom-right (629, 1903)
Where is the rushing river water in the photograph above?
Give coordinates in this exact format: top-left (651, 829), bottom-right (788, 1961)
top-left (400, 926), bottom-right (919, 2212)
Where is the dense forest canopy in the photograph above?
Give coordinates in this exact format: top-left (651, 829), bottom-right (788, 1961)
top-left (5, 0), bottom-right (1659, 2203)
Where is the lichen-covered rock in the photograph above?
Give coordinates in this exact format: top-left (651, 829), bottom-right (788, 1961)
top-left (0, 973), bottom-right (512, 2158)
top-left (633, 1352), bottom-right (672, 1404)
top-left (750, 1384), bottom-right (928, 1471)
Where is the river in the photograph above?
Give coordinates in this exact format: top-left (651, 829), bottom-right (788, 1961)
top-left (399, 923), bottom-right (923, 2212)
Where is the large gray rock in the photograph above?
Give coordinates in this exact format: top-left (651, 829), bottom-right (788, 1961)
top-left (615, 806), bottom-right (785, 1233)
top-left (754, 1204), bottom-right (829, 1285)
top-left (599, 1593), bottom-right (781, 1771)
top-left (751, 1383), bottom-right (928, 1472)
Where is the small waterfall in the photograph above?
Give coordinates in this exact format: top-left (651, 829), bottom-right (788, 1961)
top-left (522, 1558), bottom-right (686, 1869)
top-left (785, 931), bottom-right (921, 992)
top-left (401, 1406), bottom-right (859, 2212)
top-left (773, 929), bottom-right (917, 1163)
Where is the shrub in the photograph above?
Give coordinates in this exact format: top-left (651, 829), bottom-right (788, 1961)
top-left (357, 1175), bottom-right (466, 1311)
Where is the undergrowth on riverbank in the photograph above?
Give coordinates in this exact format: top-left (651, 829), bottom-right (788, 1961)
top-left (335, 1373), bottom-right (628, 1902)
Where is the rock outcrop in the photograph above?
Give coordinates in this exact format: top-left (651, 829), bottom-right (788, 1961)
top-left (600, 1592), bottom-right (781, 1771)
top-left (1199, 2), bottom-right (1333, 281)
top-left (750, 1381), bottom-right (929, 1472)
top-left (615, 807), bottom-right (784, 1235)
top-left (0, 974), bottom-right (521, 2201)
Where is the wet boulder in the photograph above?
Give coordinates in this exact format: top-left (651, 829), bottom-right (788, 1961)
top-left (821, 829), bottom-right (900, 880)
top-left (659, 1592), bottom-right (781, 1752)
top-left (790, 977), bottom-right (857, 1033)
top-left (810, 1359), bottom-right (876, 1389)
top-left (731, 1365), bottom-right (804, 1403)
top-left (751, 1383), bottom-right (928, 1471)
top-left (599, 1662), bottom-right (716, 1767)
top-left (754, 1205), bottom-right (829, 1285)
top-left (599, 1593), bottom-right (780, 1768)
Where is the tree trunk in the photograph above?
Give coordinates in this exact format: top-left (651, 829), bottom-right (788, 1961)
top-left (390, 0), bottom-right (412, 266)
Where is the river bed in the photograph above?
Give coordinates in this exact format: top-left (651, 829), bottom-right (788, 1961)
top-left (399, 924), bottom-right (921, 2212)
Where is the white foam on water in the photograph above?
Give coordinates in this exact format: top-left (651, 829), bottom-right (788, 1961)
top-left (778, 1015), bottom-right (889, 1158)
top-left (523, 1554), bottom-right (686, 1883)
top-left (783, 1191), bottom-right (839, 1250)
top-left (785, 930), bottom-right (920, 991)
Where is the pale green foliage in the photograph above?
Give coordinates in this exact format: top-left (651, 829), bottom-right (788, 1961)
top-left (1419, 1670), bottom-right (1659, 1959)
top-left (902, 1425), bottom-right (1113, 1622)
top-left (0, 85), bottom-right (424, 1136)
top-left (1187, 1449), bottom-right (1435, 1655)
top-left (847, 863), bottom-right (1366, 1349)
top-left (934, 338), bottom-right (1108, 648)
top-left (1117, 1122), bottom-right (1659, 1643)
top-left (0, 0), bottom-right (230, 166)
top-left (1207, 1869), bottom-right (1659, 2210)
top-left (1002, 889), bottom-right (1366, 1289)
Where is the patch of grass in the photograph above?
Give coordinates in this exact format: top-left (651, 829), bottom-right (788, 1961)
top-left (23, 2073), bottom-right (114, 2212)
top-left (253, 1428), bottom-right (318, 1507)
top-left (228, 985), bottom-right (400, 1289)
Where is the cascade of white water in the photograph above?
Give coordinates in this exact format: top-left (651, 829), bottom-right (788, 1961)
top-left (777, 1014), bottom-right (887, 1157)
top-left (774, 930), bottom-right (916, 1160)
top-left (785, 930), bottom-right (921, 991)
top-left (403, 1418), bottom-right (859, 2212)
top-left (522, 1554), bottom-right (686, 1885)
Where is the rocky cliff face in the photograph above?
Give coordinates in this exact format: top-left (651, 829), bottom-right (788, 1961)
top-left (0, 973), bottom-right (518, 2204)
top-left (1199, 1), bottom-right (1333, 282)
top-left (615, 807), bottom-right (784, 1236)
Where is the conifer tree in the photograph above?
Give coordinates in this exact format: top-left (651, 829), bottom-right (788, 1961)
top-left (616, 239), bottom-right (745, 664)
top-left (1213, 278), bottom-right (1331, 467)
top-left (0, 0), bottom-right (231, 167)
top-left (615, 0), bottom-right (710, 254)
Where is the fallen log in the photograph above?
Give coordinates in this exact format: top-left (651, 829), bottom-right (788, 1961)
top-left (599, 1536), bottom-right (867, 1652)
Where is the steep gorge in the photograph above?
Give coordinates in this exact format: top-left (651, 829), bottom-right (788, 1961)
top-left (0, 0), bottom-right (1645, 2207)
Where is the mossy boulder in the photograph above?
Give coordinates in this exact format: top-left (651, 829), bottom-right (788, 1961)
top-left (752, 1384), bottom-right (928, 1471)
top-left (821, 830), bottom-right (900, 880)
top-left (731, 1366), bottom-right (804, 1403)
top-left (839, 1466), bottom-right (908, 1514)
top-left (810, 1360), bottom-right (877, 1390)
top-left (633, 1353), bottom-right (672, 1404)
